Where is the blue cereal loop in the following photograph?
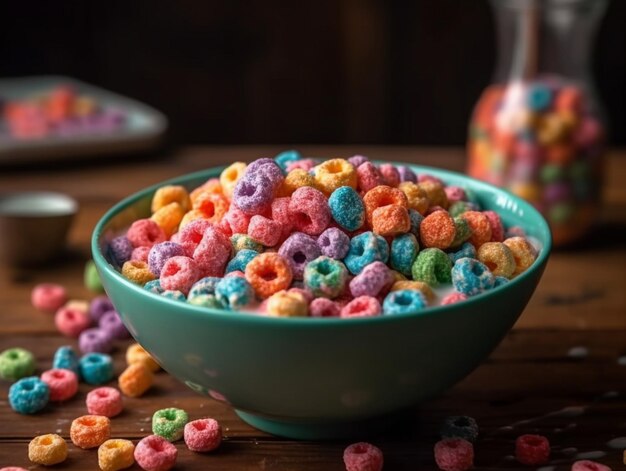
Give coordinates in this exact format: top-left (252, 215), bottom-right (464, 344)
top-left (328, 186), bottom-right (365, 232)
top-left (274, 149), bottom-right (302, 172)
top-left (448, 242), bottom-right (477, 264)
top-left (52, 345), bottom-right (80, 377)
top-left (494, 276), bottom-right (509, 288)
top-left (344, 231), bottom-right (389, 275)
top-left (161, 290), bottom-right (187, 302)
top-left (303, 256), bottom-right (348, 299)
top-left (440, 415), bottom-right (480, 442)
top-left (144, 279), bottom-right (164, 294)
top-left (9, 376), bottom-right (49, 414)
top-left (188, 277), bottom-right (221, 300)
top-left (215, 276), bottom-right (254, 310)
top-left (382, 289), bottom-right (426, 315)
top-left (79, 353), bottom-right (114, 385)
top-left (390, 233), bottom-right (419, 277)
top-left (408, 209), bottom-right (424, 237)
top-left (527, 84), bottom-right (553, 111)
top-left (226, 249), bottom-right (259, 274)
top-left (452, 257), bottom-right (495, 296)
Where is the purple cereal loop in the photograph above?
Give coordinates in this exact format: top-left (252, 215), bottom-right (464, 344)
top-left (89, 296), bottom-right (114, 323)
top-left (397, 165), bottom-right (417, 183)
top-left (543, 182), bottom-right (572, 203)
top-left (349, 261), bottom-right (394, 298)
top-left (245, 158), bottom-right (284, 186)
top-left (108, 236), bottom-right (133, 267)
top-left (98, 310), bottom-right (130, 340)
top-left (232, 173), bottom-right (275, 215)
top-left (78, 328), bottom-right (113, 354)
top-left (148, 241), bottom-right (185, 276)
top-left (278, 232), bottom-right (321, 280)
top-left (348, 155), bottom-right (369, 168)
top-left (317, 227), bottom-right (350, 260)
top-left (309, 298), bottom-right (341, 317)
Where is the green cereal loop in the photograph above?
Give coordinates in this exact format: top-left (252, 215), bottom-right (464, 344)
top-left (0, 348), bottom-right (36, 381)
top-left (231, 234), bottom-right (263, 253)
top-left (411, 248), bottom-right (452, 286)
top-left (152, 407), bottom-right (189, 442)
top-left (450, 217), bottom-right (472, 248)
top-left (188, 294), bottom-right (224, 309)
top-left (448, 201), bottom-right (472, 218)
top-left (84, 259), bottom-right (105, 293)
top-left (540, 164), bottom-right (564, 184)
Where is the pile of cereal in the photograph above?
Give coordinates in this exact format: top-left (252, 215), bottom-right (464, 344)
top-left (109, 151), bottom-right (539, 317)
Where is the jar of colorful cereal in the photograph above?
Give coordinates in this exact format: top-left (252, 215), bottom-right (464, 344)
top-left (467, 0), bottom-right (609, 246)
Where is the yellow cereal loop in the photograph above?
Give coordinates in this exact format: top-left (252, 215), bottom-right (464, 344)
top-left (98, 439), bottom-right (135, 471)
top-left (314, 158), bottom-right (357, 195)
top-left (151, 185), bottom-right (191, 213)
top-left (266, 290), bottom-right (308, 317)
top-left (121, 260), bottom-right (155, 285)
top-left (126, 343), bottom-right (160, 372)
top-left (503, 237), bottom-right (536, 276)
top-left (536, 112), bottom-right (567, 145)
top-left (417, 180), bottom-right (449, 209)
top-left (390, 270), bottom-right (407, 283)
top-left (278, 169), bottom-right (317, 197)
top-left (509, 182), bottom-right (542, 204)
top-left (219, 162), bottom-right (247, 199)
top-left (477, 242), bottom-right (516, 278)
top-left (390, 280), bottom-right (435, 303)
top-left (151, 202), bottom-right (185, 237)
top-left (398, 182), bottom-right (430, 215)
top-left (28, 433), bottom-right (68, 465)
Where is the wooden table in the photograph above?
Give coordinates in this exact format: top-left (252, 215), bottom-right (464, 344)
top-left (1, 147), bottom-right (625, 470)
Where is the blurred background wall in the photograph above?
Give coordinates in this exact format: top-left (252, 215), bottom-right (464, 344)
top-left (1, 0), bottom-right (624, 146)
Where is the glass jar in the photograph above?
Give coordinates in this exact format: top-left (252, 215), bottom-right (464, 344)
top-left (467, 0), bottom-right (609, 246)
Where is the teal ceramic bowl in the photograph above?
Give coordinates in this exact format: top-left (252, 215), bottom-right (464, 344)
top-left (92, 163), bottom-right (551, 439)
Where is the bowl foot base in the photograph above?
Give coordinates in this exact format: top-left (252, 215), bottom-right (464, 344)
top-left (235, 409), bottom-right (409, 440)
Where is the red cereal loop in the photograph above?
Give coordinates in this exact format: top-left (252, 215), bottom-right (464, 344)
top-left (177, 219), bottom-right (213, 257)
top-left (356, 162), bottom-right (385, 193)
top-left (70, 415), bottom-right (111, 449)
top-left (434, 438), bottom-right (474, 471)
top-left (160, 256), bottom-right (201, 294)
top-left (184, 418), bottom-right (222, 453)
top-left (571, 460), bottom-right (612, 471)
top-left (131, 246), bottom-right (151, 263)
top-left (289, 187), bottom-right (331, 236)
top-left (460, 211), bottom-right (492, 248)
top-left (340, 296), bottom-right (382, 318)
top-left (86, 387), bottom-right (123, 417)
top-left (245, 252), bottom-right (293, 299)
top-left (420, 211), bottom-right (456, 249)
top-left (40, 368), bottom-right (78, 402)
top-left (271, 197), bottom-right (294, 242)
top-left (222, 206), bottom-right (251, 234)
top-left (378, 163), bottom-right (401, 187)
top-left (31, 283), bottom-right (67, 312)
top-left (192, 192), bottom-right (229, 223)
top-left (248, 215), bottom-right (282, 247)
top-left (54, 305), bottom-right (91, 338)
top-left (483, 210), bottom-right (505, 242)
top-left (440, 292), bottom-right (468, 305)
top-left (343, 442), bottom-right (384, 471)
top-left (515, 434), bottom-right (550, 466)
top-left (363, 185), bottom-right (409, 227)
top-left (371, 204), bottom-right (410, 236)
top-left (134, 435), bottom-right (177, 471)
top-left (192, 226), bottom-right (232, 276)
top-left (127, 219), bottom-right (167, 248)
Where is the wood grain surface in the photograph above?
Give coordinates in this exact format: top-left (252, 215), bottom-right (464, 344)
top-left (1, 147), bottom-right (625, 470)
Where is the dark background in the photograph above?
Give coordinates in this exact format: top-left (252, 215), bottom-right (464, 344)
top-left (1, 1), bottom-right (624, 146)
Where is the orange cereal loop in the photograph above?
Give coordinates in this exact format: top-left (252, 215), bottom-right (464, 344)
top-left (151, 202), bottom-right (185, 237)
top-left (420, 210), bottom-right (456, 249)
top-left (219, 162), bottom-right (247, 199)
top-left (192, 192), bottom-right (229, 223)
top-left (179, 209), bottom-right (207, 230)
top-left (244, 252), bottom-right (293, 299)
top-left (477, 242), bottom-right (516, 278)
top-left (398, 182), bottom-right (430, 215)
top-left (509, 182), bottom-right (542, 204)
top-left (28, 433), bottom-right (68, 465)
top-left (363, 185), bottom-right (408, 226)
top-left (190, 179), bottom-right (223, 205)
top-left (151, 185), bottom-right (191, 213)
top-left (126, 343), bottom-right (160, 372)
top-left (314, 158), bottom-right (357, 195)
top-left (278, 169), bottom-right (317, 197)
top-left (122, 260), bottom-right (155, 285)
top-left (460, 211), bottom-right (492, 248)
top-left (545, 144), bottom-right (575, 165)
top-left (371, 204), bottom-right (410, 236)
top-left (537, 113), bottom-right (567, 145)
top-left (119, 363), bottom-right (153, 398)
top-left (70, 415), bottom-right (111, 449)
top-left (266, 290), bottom-right (308, 317)
top-left (417, 180), bottom-right (449, 209)
top-left (390, 280), bottom-right (434, 303)
top-left (503, 237), bottom-right (536, 276)
top-left (390, 270), bottom-right (407, 282)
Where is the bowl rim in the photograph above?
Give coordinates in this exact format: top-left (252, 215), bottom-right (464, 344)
top-left (91, 161), bottom-right (552, 328)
